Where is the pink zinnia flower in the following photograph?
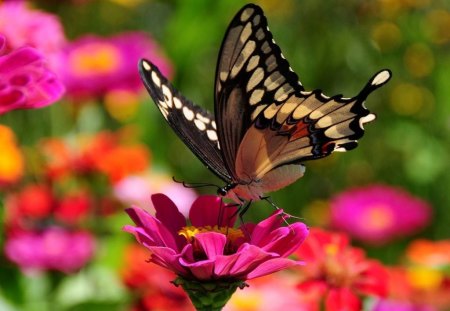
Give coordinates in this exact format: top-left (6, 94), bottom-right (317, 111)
top-left (124, 194), bottom-right (308, 309)
top-left (330, 184), bottom-right (432, 245)
top-left (58, 32), bottom-right (172, 99)
top-left (0, 2), bottom-right (66, 68)
top-left (0, 35), bottom-right (65, 114)
top-left (125, 194), bottom-right (308, 281)
top-left (5, 227), bottom-right (95, 273)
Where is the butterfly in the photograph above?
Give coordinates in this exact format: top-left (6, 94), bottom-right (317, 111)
top-left (139, 3), bottom-right (391, 204)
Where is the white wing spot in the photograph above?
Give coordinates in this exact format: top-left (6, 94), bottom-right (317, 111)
top-left (142, 61), bottom-right (151, 71)
top-left (162, 85), bottom-right (173, 108)
top-left (371, 70), bottom-right (391, 86)
top-left (151, 71), bottom-right (161, 87)
top-left (206, 129), bottom-right (218, 141)
top-left (173, 97), bottom-right (182, 109)
top-left (158, 100), bottom-right (168, 109)
top-left (183, 107), bottom-right (194, 120)
top-left (211, 121), bottom-right (217, 129)
top-left (161, 107), bottom-right (169, 120)
top-left (359, 114), bottom-right (376, 128)
top-left (196, 113), bottom-right (210, 124)
top-left (194, 119), bottom-right (206, 131)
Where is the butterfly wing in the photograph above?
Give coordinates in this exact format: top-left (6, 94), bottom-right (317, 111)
top-left (139, 59), bottom-right (232, 182)
top-left (214, 4), bottom-right (391, 183)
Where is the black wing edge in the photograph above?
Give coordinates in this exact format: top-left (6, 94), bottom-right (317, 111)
top-left (138, 58), bottom-right (232, 183)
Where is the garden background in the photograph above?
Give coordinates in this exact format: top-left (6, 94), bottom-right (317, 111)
top-left (0, 0), bottom-right (449, 310)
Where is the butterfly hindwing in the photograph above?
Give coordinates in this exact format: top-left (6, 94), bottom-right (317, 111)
top-left (139, 60), bottom-right (232, 182)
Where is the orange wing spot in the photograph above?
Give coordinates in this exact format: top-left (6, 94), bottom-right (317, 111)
top-left (290, 122), bottom-right (310, 141)
top-left (321, 141), bottom-right (335, 153)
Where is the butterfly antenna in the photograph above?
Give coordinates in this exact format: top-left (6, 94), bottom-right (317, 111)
top-left (172, 176), bottom-right (221, 189)
top-left (261, 196), bottom-right (304, 227)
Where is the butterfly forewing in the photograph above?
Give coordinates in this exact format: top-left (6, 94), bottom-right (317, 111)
top-left (214, 4), bottom-right (305, 180)
top-left (139, 60), bottom-right (232, 182)
top-left (214, 4), bottom-right (391, 183)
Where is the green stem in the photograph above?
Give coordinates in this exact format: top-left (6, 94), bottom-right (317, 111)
top-left (173, 277), bottom-right (246, 311)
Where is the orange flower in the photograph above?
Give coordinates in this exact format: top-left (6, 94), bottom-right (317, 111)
top-left (0, 125), bottom-right (24, 186)
top-left (95, 145), bottom-right (150, 183)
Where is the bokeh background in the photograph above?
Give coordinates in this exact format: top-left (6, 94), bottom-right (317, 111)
top-left (0, 0), bottom-right (449, 310)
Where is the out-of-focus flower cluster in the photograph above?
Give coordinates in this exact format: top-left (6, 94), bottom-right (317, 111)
top-left (1, 0), bottom-right (449, 310)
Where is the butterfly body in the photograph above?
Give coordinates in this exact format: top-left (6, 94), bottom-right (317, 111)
top-left (139, 4), bottom-right (391, 204)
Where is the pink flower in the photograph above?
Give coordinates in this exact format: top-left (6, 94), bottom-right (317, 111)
top-left (5, 227), bottom-right (95, 273)
top-left (330, 184), bottom-right (432, 245)
top-left (124, 194), bottom-right (308, 282)
top-left (0, 2), bottom-right (66, 68)
top-left (371, 299), bottom-right (436, 311)
top-left (0, 35), bottom-right (65, 114)
top-left (58, 32), bottom-right (172, 99)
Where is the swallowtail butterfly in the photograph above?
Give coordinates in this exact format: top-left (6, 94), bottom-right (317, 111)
top-left (139, 4), bottom-right (391, 204)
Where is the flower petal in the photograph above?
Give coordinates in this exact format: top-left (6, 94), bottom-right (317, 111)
top-left (195, 232), bottom-right (226, 260)
top-left (189, 195), bottom-right (236, 227)
top-left (227, 244), bottom-right (275, 276)
top-left (246, 257), bottom-right (303, 279)
top-left (124, 206), bottom-right (180, 250)
top-left (250, 210), bottom-right (284, 246)
top-left (179, 257), bottom-right (215, 280)
top-left (259, 222), bottom-right (309, 257)
top-left (0, 35), bottom-right (5, 53)
top-left (152, 193), bottom-right (186, 248)
top-left (147, 245), bottom-right (189, 277)
top-left (325, 287), bottom-right (361, 311)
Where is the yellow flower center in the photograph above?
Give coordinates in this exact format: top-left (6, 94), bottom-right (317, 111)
top-left (178, 225), bottom-right (244, 244)
top-left (69, 42), bottom-right (121, 76)
top-left (363, 204), bottom-right (395, 231)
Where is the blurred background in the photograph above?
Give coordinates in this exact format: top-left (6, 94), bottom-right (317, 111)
top-left (0, 0), bottom-right (449, 310)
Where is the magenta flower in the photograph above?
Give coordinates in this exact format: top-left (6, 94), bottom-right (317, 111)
top-left (371, 298), bottom-right (436, 311)
top-left (124, 194), bottom-right (308, 309)
top-left (5, 227), bottom-right (95, 273)
top-left (0, 2), bottom-right (66, 69)
top-left (125, 194), bottom-right (308, 280)
top-left (330, 184), bottom-right (432, 245)
top-left (58, 32), bottom-right (172, 99)
top-left (0, 35), bottom-right (65, 114)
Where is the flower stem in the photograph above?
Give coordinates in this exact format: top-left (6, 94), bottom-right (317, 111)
top-left (173, 277), bottom-right (246, 311)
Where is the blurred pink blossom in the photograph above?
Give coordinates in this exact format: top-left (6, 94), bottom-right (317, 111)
top-left (124, 194), bottom-right (308, 281)
top-left (113, 173), bottom-right (197, 217)
top-left (58, 32), bottom-right (172, 99)
top-left (0, 1), bottom-right (66, 68)
top-left (5, 227), bottom-right (95, 273)
top-left (330, 184), bottom-right (432, 245)
top-left (0, 35), bottom-right (65, 114)
top-left (371, 298), bottom-right (436, 311)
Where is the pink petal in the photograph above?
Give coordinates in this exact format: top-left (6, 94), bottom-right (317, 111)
top-left (0, 35), bottom-right (5, 53)
top-left (259, 222), bottom-right (309, 257)
top-left (227, 244), bottom-right (275, 276)
top-left (246, 258), bottom-right (303, 279)
top-left (152, 193), bottom-right (186, 248)
top-left (250, 210), bottom-right (284, 246)
top-left (124, 207), bottom-right (180, 250)
top-left (194, 232), bottom-right (226, 260)
top-left (147, 246), bottom-right (189, 277)
top-left (179, 257), bottom-right (215, 280)
top-left (213, 253), bottom-right (241, 277)
top-left (190, 195), bottom-right (231, 227)
top-left (0, 47), bottom-right (43, 73)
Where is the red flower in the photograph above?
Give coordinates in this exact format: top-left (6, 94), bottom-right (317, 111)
top-left (16, 184), bottom-right (54, 220)
top-left (54, 190), bottom-right (91, 224)
top-left (294, 228), bottom-right (388, 311)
